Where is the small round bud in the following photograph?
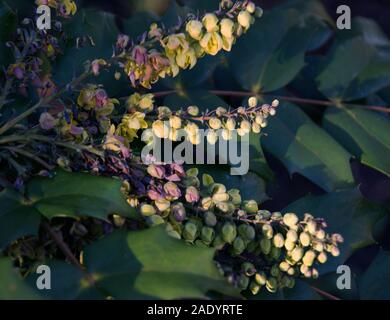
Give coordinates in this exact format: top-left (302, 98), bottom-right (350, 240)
top-left (240, 120), bottom-right (251, 134)
top-left (200, 226), bottom-right (215, 244)
top-left (317, 252), bottom-right (328, 264)
top-left (271, 99), bottom-right (279, 108)
top-left (183, 221), bottom-right (198, 241)
top-left (291, 247), bottom-right (304, 262)
top-left (307, 220), bottom-right (317, 234)
top-left (255, 7), bottom-right (264, 18)
top-left (255, 272), bottom-right (267, 286)
top-left (242, 262), bottom-right (256, 276)
top-left (186, 20), bottom-right (203, 40)
top-left (260, 238), bottom-right (271, 254)
top-left (299, 232), bottom-right (311, 247)
top-left (140, 203), bottom-right (156, 217)
top-left (237, 10), bottom-right (252, 29)
top-left (204, 211), bottom-right (217, 227)
top-left (286, 229), bottom-right (298, 242)
top-left (221, 128), bottom-right (233, 140)
top-left (220, 18), bottom-right (235, 38)
top-left (316, 229), bottom-right (326, 240)
top-left (225, 118), bottom-right (236, 131)
top-left (146, 214), bottom-right (165, 226)
top-left (248, 96), bottom-right (258, 108)
top-left (238, 274), bottom-right (250, 290)
top-left (271, 264), bottom-right (281, 277)
top-left (169, 115), bottom-right (182, 129)
top-left (155, 199), bottom-right (170, 211)
top-left (233, 236), bottom-right (246, 254)
top-left (152, 120), bottom-right (169, 139)
top-left (279, 261), bottom-right (290, 272)
top-left (202, 13), bottom-right (219, 32)
top-left (270, 247), bottom-right (281, 260)
top-left (187, 105), bottom-right (199, 116)
top-left (262, 224), bottom-right (274, 239)
top-left (172, 202), bottom-right (186, 222)
top-left (330, 245), bottom-right (340, 257)
top-left (266, 277), bottom-right (278, 293)
top-left (283, 213), bottom-right (299, 228)
top-left (209, 117), bottom-right (222, 129)
top-left (221, 222), bottom-right (237, 244)
top-left (287, 267), bottom-right (295, 276)
top-left (302, 250), bottom-right (316, 267)
top-left (284, 240), bottom-right (295, 251)
top-left (243, 200), bottom-right (258, 214)
top-left (273, 233), bottom-right (285, 248)
top-left (246, 2), bottom-right (256, 14)
top-left (251, 122), bottom-right (261, 133)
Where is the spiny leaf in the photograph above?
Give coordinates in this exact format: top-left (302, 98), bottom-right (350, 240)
top-left (262, 103), bottom-right (354, 192)
top-left (323, 107), bottom-right (390, 177)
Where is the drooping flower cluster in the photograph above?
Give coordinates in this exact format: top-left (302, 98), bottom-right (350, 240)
top-left (114, 1), bottom-right (263, 88)
top-left (116, 161), bottom-right (343, 295)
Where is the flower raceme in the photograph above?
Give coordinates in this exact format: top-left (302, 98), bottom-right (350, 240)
top-left (113, 1), bottom-right (262, 88)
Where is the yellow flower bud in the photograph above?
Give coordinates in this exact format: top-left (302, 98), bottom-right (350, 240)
top-left (222, 35), bottom-right (234, 52)
top-left (155, 199), bottom-right (170, 212)
top-left (206, 130), bottom-right (218, 145)
top-left (302, 250), bottom-right (316, 267)
top-left (221, 128), bottom-right (233, 140)
top-left (169, 115), bottom-right (182, 129)
top-left (252, 122), bottom-right (261, 133)
top-left (152, 120), bottom-right (170, 139)
top-left (317, 252), bottom-right (328, 264)
top-left (202, 13), bottom-right (219, 32)
top-left (248, 96), bottom-right (258, 108)
top-left (291, 247), bottom-right (304, 262)
top-left (186, 20), bottom-right (203, 40)
top-left (240, 120), bottom-right (251, 134)
top-left (225, 118), bottom-right (236, 131)
top-left (220, 18), bottom-right (235, 38)
top-left (299, 232), bottom-right (311, 247)
top-left (185, 122), bottom-right (199, 136)
top-left (199, 32), bottom-right (223, 56)
top-left (187, 106), bottom-right (199, 116)
top-left (138, 94), bottom-right (154, 111)
top-left (209, 117), bottom-right (222, 129)
top-left (246, 1), bottom-right (256, 13)
top-left (140, 203), bottom-right (156, 217)
top-left (237, 10), bottom-right (253, 29)
top-left (169, 128), bottom-right (179, 141)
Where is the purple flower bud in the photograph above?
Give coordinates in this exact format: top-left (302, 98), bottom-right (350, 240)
top-left (13, 66), bottom-right (24, 79)
top-left (147, 164), bottom-right (166, 179)
top-left (116, 34), bottom-right (129, 50)
top-left (172, 202), bottom-right (186, 222)
top-left (132, 45), bottom-right (147, 65)
top-left (69, 125), bottom-right (84, 135)
top-left (164, 182), bottom-right (181, 200)
top-left (185, 186), bottom-right (200, 203)
top-left (39, 112), bottom-right (56, 130)
top-left (95, 89), bottom-right (108, 107)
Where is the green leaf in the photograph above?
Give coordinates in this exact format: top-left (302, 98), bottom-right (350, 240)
top-left (0, 258), bottom-right (40, 299)
top-left (284, 189), bottom-right (387, 274)
top-left (0, 189), bottom-right (41, 249)
top-left (249, 133), bottom-right (274, 181)
top-left (315, 37), bottom-right (390, 101)
top-left (83, 226), bottom-right (239, 299)
top-left (230, 8), bottom-right (316, 93)
top-left (26, 170), bottom-right (137, 220)
top-left (196, 165), bottom-right (268, 203)
top-left (262, 103), bottom-right (354, 192)
top-left (351, 17), bottom-right (390, 49)
top-left (359, 249), bottom-right (390, 299)
top-left (323, 107), bottom-right (390, 177)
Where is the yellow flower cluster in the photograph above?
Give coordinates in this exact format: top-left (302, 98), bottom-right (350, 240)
top-left (117, 1), bottom-right (262, 88)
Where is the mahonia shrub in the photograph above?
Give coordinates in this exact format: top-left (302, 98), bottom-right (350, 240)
top-left (0, 0), bottom-right (344, 298)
